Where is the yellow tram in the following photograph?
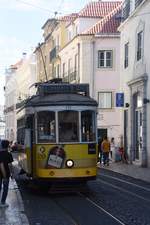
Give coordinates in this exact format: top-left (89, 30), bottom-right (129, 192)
top-left (16, 79), bottom-right (98, 182)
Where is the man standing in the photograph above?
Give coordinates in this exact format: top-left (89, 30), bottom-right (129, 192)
top-left (101, 137), bottom-right (110, 166)
top-left (0, 140), bottom-right (14, 208)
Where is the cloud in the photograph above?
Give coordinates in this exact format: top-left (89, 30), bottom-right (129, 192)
top-left (0, 35), bottom-right (33, 103)
top-left (0, 36), bottom-right (32, 71)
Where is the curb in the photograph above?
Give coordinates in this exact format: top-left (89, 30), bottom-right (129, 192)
top-left (13, 180), bottom-right (30, 225)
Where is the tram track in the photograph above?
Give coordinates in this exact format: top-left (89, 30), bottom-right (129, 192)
top-left (17, 176), bottom-right (150, 225)
top-left (77, 192), bottom-right (126, 225)
top-left (52, 197), bottom-right (80, 225)
top-left (97, 174), bottom-right (150, 203)
top-left (97, 178), bottom-right (150, 203)
top-left (51, 190), bottom-right (127, 225)
top-left (99, 173), bottom-right (150, 192)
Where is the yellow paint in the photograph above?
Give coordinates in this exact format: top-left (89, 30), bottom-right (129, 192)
top-left (36, 167), bottom-right (97, 178)
top-left (18, 143), bottom-right (98, 180)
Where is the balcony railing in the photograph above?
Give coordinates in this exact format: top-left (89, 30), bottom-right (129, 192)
top-left (122, 0), bottom-right (130, 21)
top-left (135, 0), bottom-right (144, 9)
top-left (49, 46), bottom-right (60, 62)
top-left (62, 70), bottom-right (77, 83)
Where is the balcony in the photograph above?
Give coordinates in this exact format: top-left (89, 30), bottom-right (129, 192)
top-left (62, 70), bottom-right (77, 83)
top-left (49, 46), bottom-right (60, 62)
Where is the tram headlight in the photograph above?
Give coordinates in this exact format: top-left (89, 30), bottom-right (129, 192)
top-left (66, 159), bottom-right (74, 168)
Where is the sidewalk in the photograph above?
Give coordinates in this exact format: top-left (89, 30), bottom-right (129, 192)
top-left (0, 179), bottom-right (29, 225)
top-left (98, 160), bottom-right (150, 183)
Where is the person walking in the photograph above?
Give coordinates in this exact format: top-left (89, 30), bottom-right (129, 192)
top-left (101, 137), bottom-right (110, 166)
top-left (110, 137), bottom-right (115, 160)
top-left (0, 140), bottom-right (14, 208)
top-left (98, 137), bottom-right (103, 164)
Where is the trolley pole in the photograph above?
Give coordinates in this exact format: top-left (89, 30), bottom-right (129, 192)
top-left (38, 43), bottom-right (48, 82)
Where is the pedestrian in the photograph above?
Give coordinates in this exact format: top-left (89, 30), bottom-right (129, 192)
top-left (0, 140), bottom-right (14, 208)
top-left (101, 136), bottom-right (110, 166)
top-left (110, 137), bottom-right (115, 160)
top-left (98, 137), bottom-right (103, 164)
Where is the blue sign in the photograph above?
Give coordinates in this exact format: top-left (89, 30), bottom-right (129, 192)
top-left (116, 93), bottom-right (124, 107)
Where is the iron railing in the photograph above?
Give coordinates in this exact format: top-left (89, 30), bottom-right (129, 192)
top-left (135, 0), bottom-right (144, 8)
top-left (49, 46), bottom-right (60, 62)
top-left (62, 70), bottom-right (77, 83)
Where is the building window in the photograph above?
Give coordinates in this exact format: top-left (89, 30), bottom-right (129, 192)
top-left (137, 31), bottom-right (143, 61)
top-left (57, 64), bottom-right (60, 78)
top-left (68, 58), bottom-right (72, 74)
top-left (124, 42), bottom-right (129, 68)
top-left (68, 30), bottom-right (72, 42)
top-left (98, 92), bottom-right (112, 109)
top-left (75, 26), bottom-right (78, 35)
top-left (74, 54), bottom-right (78, 71)
top-left (62, 63), bottom-right (66, 77)
top-left (98, 50), bottom-right (113, 68)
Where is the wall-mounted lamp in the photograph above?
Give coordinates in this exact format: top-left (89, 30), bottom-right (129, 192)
top-left (125, 103), bottom-right (130, 108)
top-left (18, 96), bottom-right (22, 101)
top-left (143, 98), bottom-right (150, 104)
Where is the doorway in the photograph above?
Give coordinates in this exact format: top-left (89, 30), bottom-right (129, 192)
top-left (97, 128), bottom-right (107, 140)
top-left (135, 109), bottom-right (142, 160)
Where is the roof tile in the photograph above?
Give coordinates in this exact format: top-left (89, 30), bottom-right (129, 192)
top-left (83, 2), bottom-right (122, 35)
top-left (79, 1), bottom-right (122, 18)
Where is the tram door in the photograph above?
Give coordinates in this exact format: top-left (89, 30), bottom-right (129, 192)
top-left (25, 115), bottom-right (34, 175)
top-left (135, 109), bottom-right (142, 160)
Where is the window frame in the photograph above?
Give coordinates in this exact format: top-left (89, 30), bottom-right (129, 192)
top-left (37, 111), bottom-right (56, 143)
top-left (137, 31), bottom-right (143, 61)
top-left (98, 50), bottom-right (113, 68)
top-left (81, 110), bottom-right (96, 142)
top-left (98, 92), bottom-right (113, 109)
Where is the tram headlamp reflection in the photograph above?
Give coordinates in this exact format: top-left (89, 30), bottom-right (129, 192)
top-left (66, 159), bottom-right (74, 168)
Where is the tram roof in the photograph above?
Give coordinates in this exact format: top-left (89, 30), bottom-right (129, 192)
top-left (17, 93), bottom-right (98, 110)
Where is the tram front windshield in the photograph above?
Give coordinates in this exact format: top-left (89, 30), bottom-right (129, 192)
top-left (58, 111), bottom-right (79, 142)
top-left (37, 110), bottom-right (96, 143)
top-left (37, 111), bottom-right (56, 143)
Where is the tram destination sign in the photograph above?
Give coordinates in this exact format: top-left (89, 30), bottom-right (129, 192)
top-left (38, 83), bottom-right (89, 96)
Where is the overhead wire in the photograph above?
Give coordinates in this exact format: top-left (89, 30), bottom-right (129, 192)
top-left (15, 0), bottom-right (61, 15)
top-left (15, 0), bottom-right (69, 15)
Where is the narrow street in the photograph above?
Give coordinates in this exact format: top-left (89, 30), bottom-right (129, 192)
top-left (15, 168), bottom-right (150, 225)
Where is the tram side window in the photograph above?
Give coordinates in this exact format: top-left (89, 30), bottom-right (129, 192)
top-left (81, 111), bottom-right (96, 142)
top-left (58, 111), bottom-right (79, 142)
top-left (17, 118), bottom-right (25, 145)
top-left (37, 111), bottom-right (56, 143)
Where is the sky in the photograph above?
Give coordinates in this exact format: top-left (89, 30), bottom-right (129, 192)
top-left (0, 0), bottom-right (90, 104)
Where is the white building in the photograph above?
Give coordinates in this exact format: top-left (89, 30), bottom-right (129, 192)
top-left (4, 54), bottom-right (37, 141)
top-left (59, 1), bottom-right (122, 141)
top-left (119, 0), bottom-right (150, 167)
top-left (0, 105), bottom-right (5, 139)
